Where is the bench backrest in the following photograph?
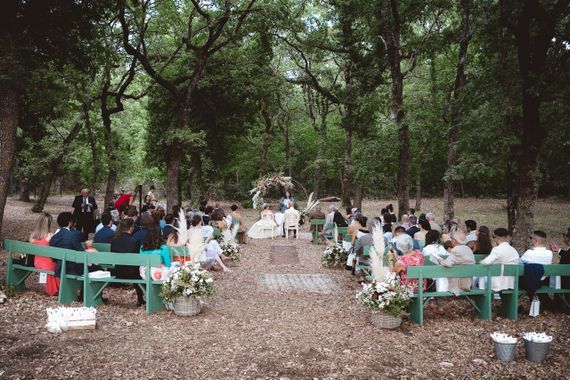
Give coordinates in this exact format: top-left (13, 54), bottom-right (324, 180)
top-left (4, 240), bottom-right (81, 261)
top-left (502, 264), bottom-right (570, 277)
top-left (85, 251), bottom-right (162, 267)
top-left (169, 246), bottom-right (190, 258)
top-left (407, 264), bottom-right (501, 279)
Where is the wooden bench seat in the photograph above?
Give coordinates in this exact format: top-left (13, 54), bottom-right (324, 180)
top-left (405, 264), bottom-right (501, 326)
top-left (4, 239), bottom-right (165, 314)
top-left (499, 264), bottom-right (570, 320)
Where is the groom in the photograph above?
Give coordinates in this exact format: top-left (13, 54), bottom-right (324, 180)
top-left (72, 188), bottom-right (98, 240)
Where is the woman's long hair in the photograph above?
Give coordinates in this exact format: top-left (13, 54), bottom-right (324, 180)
top-left (114, 219), bottom-right (134, 239)
top-left (476, 226), bottom-right (493, 254)
top-left (142, 225), bottom-right (163, 251)
top-left (30, 212), bottom-right (52, 242)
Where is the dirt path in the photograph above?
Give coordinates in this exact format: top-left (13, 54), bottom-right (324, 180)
top-left (1, 197), bottom-right (569, 379)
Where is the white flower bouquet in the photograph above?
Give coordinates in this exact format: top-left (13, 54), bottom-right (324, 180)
top-left (160, 262), bottom-right (215, 304)
top-left (356, 272), bottom-right (414, 318)
top-left (321, 244), bottom-right (348, 267)
top-left (523, 332), bottom-right (553, 343)
top-left (221, 241), bottom-right (241, 261)
top-left (490, 332), bottom-right (517, 344)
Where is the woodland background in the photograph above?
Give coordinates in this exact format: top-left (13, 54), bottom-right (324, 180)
top-left (0, 0), bottom-right (568, 251)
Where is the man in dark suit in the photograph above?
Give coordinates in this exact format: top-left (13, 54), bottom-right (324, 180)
top-left (72, 188), bottom-right (98, 241)
top-left (162, 213), bottom-right (176, 240)
top-left (94, 212), bottom-right (115, 243)
top-left (50, 212), bottom-right (84, 276)
top-left (405, 215), bottom-right (420, 237)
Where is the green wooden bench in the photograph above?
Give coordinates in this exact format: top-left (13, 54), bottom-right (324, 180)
top-left (499, 264), bottom-right (570, 320)
top-left (310, 219), bottom-right (325, 244)
top-left (406, 264), bottom-right (501, 326)
top-left (423, 253), bottom-right (488, 265)
top-left (4, 239), bottom-right (165, 314)
top-left (336, 226), bottom-right (349, 242)
top-left (81, 251), bottom-right (164, 313)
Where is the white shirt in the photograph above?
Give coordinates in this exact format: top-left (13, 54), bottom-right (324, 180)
top-left (95, 223), bottom-right (117, 233)
top-left (422, 243), bottom-right (448, 258)
top-left (464, 231), bottom-right (477, 244)
top-left (520, 247), bottom-right (552, 265)
top-left (480, 242), bottom-right (520, 292)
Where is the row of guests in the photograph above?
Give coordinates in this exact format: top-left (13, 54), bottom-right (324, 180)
top-left (29, 204), bottom-right (239, 305)
top-left (339, 210), bottom-right (568, 315)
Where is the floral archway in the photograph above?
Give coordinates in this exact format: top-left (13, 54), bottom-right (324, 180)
top-left (249, 174), bottom-right (294, 209)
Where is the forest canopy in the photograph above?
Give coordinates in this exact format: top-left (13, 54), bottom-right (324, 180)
top-left (0, 0), bottom-right (568, 250)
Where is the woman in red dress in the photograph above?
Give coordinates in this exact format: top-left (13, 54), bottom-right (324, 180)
top-left (30, 212), bottom-right (60, 296)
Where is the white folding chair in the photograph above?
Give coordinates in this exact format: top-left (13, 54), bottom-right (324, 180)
top-left (284, 212), bottom-right (300, 239)
top-left (260, 213), bottom-right (276, 239)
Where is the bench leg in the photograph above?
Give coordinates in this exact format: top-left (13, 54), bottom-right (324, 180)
top-left (408, 297), bottom-right (424, 326)
top-left (500, 292), bottom-right (519, 320)
top-left (146, 283), bottom-right (165, 314)
top-left (7, 268), bottom-right (32, 291)
top-left (471, 294), bottom-right (492, 320)
top-left (84, 281), bottom-right (107, 308)
top-left (58, 277), bottom-right (81, 304)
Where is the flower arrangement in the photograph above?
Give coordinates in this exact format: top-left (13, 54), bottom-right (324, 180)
top-left (161, 262), bottom-right (215, 304)
top-left (490, 332), bottom-right (517, 344)
top-left (356, 272), bottom-right (414, 318)
top-left (523, 332), bottom-right (553, 343)
top-left (250, 173), bottom-right (294, 209)
top-left (321, 244), bottom-right (348, 267)
top-left (299, 192), bottom-right (319, 226)
top-left (221, 241), bottom-right (241, 261)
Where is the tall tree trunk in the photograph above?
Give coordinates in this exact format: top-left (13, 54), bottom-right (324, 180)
top-left (32, 113), bottom-right (86, 212)
top-left (340, 128), bottom-right (352, 207)
top-left (102, 111), bottom-right (117, 209)
top-left (501, 0), bottom-right (564, 251)
top-left (84, 102), bottom-right (99, 196)
top-left (0, 28), bottom-right (18, 239)
top-left (190, 152), bottom-right (203, 207)
top-left (353, 183), bottom-right (363, 210)
top-left (444, 0), bottom-right (471, 222)
top-left (314, 120), bottom-right (327, 197)
top-left (383, 0), bottom-right (409, 220)
top-left (259, 101), bottom-right (272, 177)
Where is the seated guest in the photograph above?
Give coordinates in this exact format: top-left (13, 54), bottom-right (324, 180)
top-left (95, 212), bottom-right (118, 233)
top-left (413, 219), bottom-right (431, 250)
top-left (550, 228), bottom-right (570, 306)
top-left (50, 212), bottom-right (84, 276)
top-left (426, 212), bottom-right (442, 233)
top-left (480, 228), bottom-right (519, 292)
top-left (333, 208), bottom-right (348, 227)
top-left (30, 212), bottom-right (59, 296)
top-left (202, 206), bottom-right (214, 225)
top-left (309, 206), bottom-right (326, 232)
top-left (210, 208), bottom-right (227, 230)
top-left (202, 238), bottom-right (231, 272)
top-left (401, 214), bottom-right (410, 229)
top-left (405, 215), bottom-right (420, 237)
top-left (520, 230), bottom-right (553, 308)
top-left (84, 240), bottom-right (97, 252)
top-left (422, 230), bottom-right (447, 261)
top-left (354, 220), bottom-right (375, 278)
top-left (382, 212), bottom-right (393, 241)
top-left (94, 212), bottom-right (116, 243)
top-left (408, 208), bottom-right (416, 216)
top-left (429, 236), bottom-right (475, 314)
top-left (319, 205), bottom-right (337, 241)
top-left (392, 225), bottom-right (406, 244)
top-left (520, 230), bottom-right (553, 265)
top-left (133, 213), bottom-right (155, 250)
top-left (139, 225), bottom-right (171, 281)
top-left (162, 213), bottom-right (176, 240)
top-left (345, 207), bottom-right (354, 224)
top-left (387, 234), bottom-right (426, 292)
top-left (464, 219), bottom-right (478, 249)
top-left (473, 226), bottom-right (493, 256)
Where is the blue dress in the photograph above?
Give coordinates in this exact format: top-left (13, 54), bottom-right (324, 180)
top-left (140, 244), bottom-right (171, 267)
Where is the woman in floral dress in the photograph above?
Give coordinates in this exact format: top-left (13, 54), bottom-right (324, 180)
top-left (388, 234), bottom-right (426, 292)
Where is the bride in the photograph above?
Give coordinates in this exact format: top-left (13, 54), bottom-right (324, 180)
top-left (248, 204), bottom-right (284, 239)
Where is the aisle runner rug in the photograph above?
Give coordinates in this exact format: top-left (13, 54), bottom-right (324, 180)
top-left (257, 273), bottom-right (339, 294)
top-left (269, 246), bottom-right (300, 265)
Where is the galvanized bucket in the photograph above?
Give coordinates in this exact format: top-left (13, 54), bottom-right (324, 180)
top-left (524, 339), bottom-right (550, 363)
top-left (494, 341), bottom-right (517, 361)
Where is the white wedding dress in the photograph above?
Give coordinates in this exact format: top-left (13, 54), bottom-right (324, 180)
top-left (248, 211), bottom-right (284, 239)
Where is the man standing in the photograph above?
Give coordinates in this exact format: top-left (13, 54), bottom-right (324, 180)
top-left (72, 188), bottom-right (97, 241)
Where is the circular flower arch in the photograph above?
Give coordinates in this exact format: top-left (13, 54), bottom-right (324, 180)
top-left (249, 174), bottom-right (294, 209)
